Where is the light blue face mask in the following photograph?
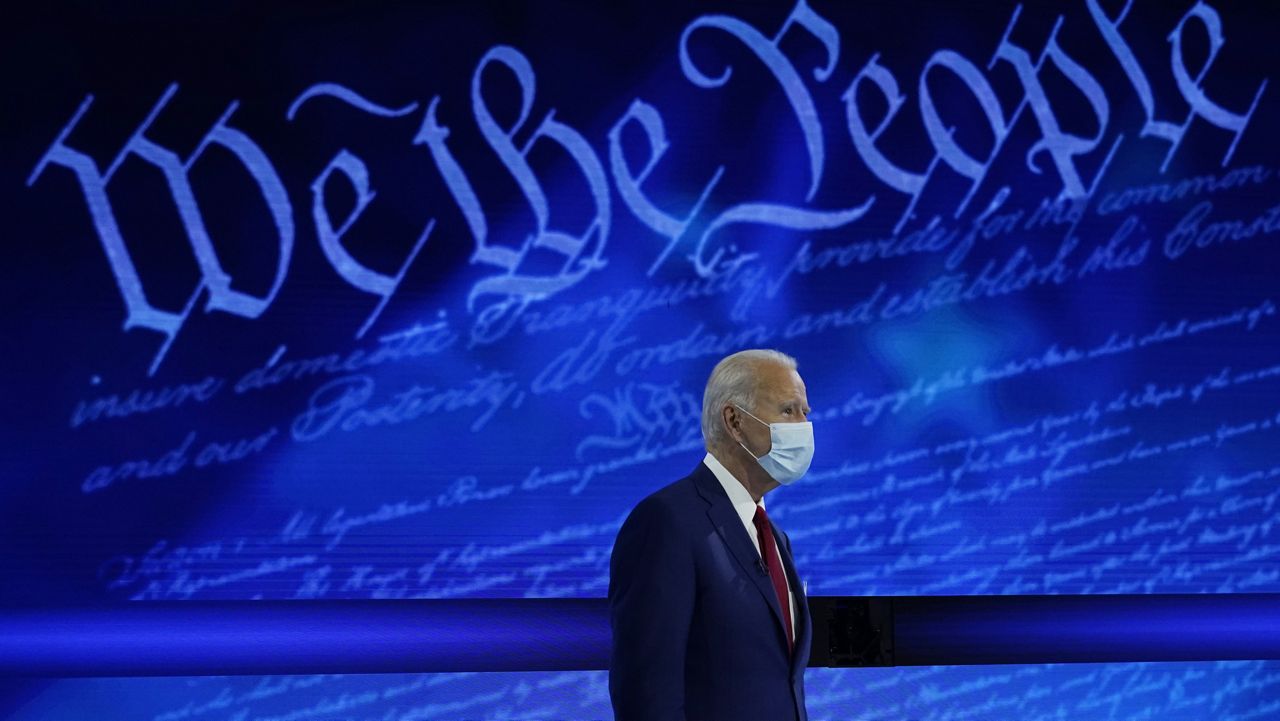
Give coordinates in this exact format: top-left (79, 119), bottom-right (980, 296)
top-left (734, 405), bottom-right (814, 485)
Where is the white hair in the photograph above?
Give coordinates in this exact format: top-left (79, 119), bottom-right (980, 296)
top-left (701, 349), bottom-right (797, 448)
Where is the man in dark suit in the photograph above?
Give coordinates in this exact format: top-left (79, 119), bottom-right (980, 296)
top-left (609, 349), bottom-right (814, 721)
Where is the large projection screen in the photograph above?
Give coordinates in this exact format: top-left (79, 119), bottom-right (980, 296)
top-left (2, 1), bottom-right (1279, 718)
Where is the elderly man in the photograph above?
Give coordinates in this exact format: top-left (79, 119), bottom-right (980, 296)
top-left (609, 349), bottom-right (814, 721)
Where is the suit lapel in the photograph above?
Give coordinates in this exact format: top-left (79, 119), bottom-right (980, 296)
top-left (691, 464), bottom-right (790, 647)
top-left (776, 528), bottom-right (811, 678)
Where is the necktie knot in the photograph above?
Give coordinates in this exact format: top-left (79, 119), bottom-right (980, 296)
top-left (753, 504), bottom-right (769, 529)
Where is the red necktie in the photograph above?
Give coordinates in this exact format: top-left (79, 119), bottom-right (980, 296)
top-left (753, 504), bottom-right (794, 656)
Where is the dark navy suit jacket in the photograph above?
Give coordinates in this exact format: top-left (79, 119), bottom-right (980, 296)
top-left (608, 461), bottom-right (811, 721)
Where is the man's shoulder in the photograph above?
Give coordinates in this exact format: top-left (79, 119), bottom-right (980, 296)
top-left (621, 463), bottom-right (706, 530)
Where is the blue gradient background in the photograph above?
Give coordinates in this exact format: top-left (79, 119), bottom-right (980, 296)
top-left (2, 0), bottom-right (1279, 718)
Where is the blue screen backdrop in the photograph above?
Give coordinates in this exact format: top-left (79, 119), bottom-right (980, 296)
top-left (2, 0), bottom-right (1280, 718)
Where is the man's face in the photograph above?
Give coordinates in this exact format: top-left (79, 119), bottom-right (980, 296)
top-left (737, 362), bottom-right (810, 457)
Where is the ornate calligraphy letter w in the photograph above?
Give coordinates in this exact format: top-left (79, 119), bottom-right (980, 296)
top-left (28, 84), bottom-right (294, 376)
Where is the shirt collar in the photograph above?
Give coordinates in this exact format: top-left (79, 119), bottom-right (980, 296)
top-left (703, 451), bottom-right (762, 529)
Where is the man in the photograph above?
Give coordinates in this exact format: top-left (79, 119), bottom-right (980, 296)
top-left (609, 349), bottom-right (814, 721)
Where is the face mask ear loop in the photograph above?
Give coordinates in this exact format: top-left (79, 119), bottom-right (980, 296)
top-left (733, 404), bottom-right (769, 460)
top-left (734, 404), bottom-right (768, 429)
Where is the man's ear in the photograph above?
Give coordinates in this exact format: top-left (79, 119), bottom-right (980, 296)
top-left (721, 404), bottom-right (741, 443)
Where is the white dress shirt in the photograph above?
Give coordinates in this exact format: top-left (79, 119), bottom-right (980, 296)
top-left (703, 452), bottom-right (797, 645)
